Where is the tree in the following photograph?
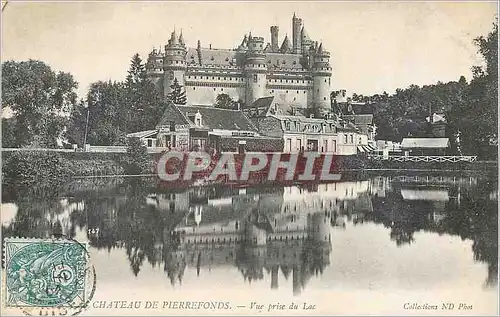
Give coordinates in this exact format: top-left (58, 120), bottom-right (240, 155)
top-left (68, 81), bottom-right (127, 146)
top-left (166, 78), bottom-right (187, 105)
top-left (456, 22), bottom-right (498, 159)
top-left (2, 60), bottom-right (78, 147)
top-left (214, 93), bottom-right (237, 109)
top-left (124, 54), bottom-right (166, 132)
top-left (123, 137), bottom-right (152, 175)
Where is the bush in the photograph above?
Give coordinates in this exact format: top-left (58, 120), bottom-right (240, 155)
top-left (122, 137), bottom-right (153, 175)
top-left (2, 151), bottom-right (72, 188)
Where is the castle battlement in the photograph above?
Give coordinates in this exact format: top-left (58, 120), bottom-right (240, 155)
top-left (146, 13), bottom-right (333, 111)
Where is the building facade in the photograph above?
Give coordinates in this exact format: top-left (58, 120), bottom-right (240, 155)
top-left (145, 13), bottom-right (332, 114)
top-left (244, 96), bottom-right (366, 155)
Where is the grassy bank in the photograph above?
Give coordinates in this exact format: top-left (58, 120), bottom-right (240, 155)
top-left (2, 147), bottom-right (155, 190)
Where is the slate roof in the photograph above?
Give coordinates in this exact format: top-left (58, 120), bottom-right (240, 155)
top-left (266, 53), bottom-right (303, 69)
top-left (343, 114), bottom-right (374, 125)
top-left (157, 103), bottom-right (191, 128)
top-left (158, 103), bottom-right (258, 132)
top-left (242, 96), bottom-right (275, 110)
top-left (186, 48), bottom-right (238, 66)
top-left (279, 35), bottom-right (292, 53)
top-left (401, 138), bottom-right (450, 149)
top-left (126, 130), bottom-right (158, 138)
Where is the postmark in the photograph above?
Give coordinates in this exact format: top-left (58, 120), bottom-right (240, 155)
top-left (3, 237), bottom-right (96, 315)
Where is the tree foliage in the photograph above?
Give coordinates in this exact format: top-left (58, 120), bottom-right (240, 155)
top-left (123, 137), bottom-right (152, 175)
top-left (214, 93), bottom-right (238, 110)
top-left (364, 22), bottom-right (497, 159)
top-left (166, 78), bottom-right (187, 105)
top-left (67, 54), bottom-right (166, 146)
top-left (2, 60), bottom-right (78, 147)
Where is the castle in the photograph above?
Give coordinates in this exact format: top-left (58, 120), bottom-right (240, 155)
top-left (145, 13), bottom-right (332, 113)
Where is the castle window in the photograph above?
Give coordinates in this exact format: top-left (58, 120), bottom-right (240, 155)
top-left (296, 90), bottom-right (299, 94)
top-left (188, 76), bottom-right (191, 79)
top-left (225, 57), bottom-right (229, 61)
top-left (271, 90), bottom-right (274, 93)
top-left (293, 61), bottom-right (297, 65)
top-left (214, 88), bottom-right (216, 91)
top-left (286, 90), bottom-right (288, 93)
top-left (304, 91), bottom-right (306, 94)
top-left (212, 77), bottom-right (214, 79)
top-left (211, 56), bottom-right (214, 61)
top-left (253, 74), bottom-right (258, 83)
top-left (218, 77), bottom-right (220, 80)
top-left (221, 88), bottom-right (223, 91)
top-left (191, 55), bottom-right (194, 59)
top-left (293, 97), bottom-right (296, 101)
top-left (325, 79), bottom-right (327, 83)
top-left (193, 87), bottom-right (196, 90)
top-left (324, 97), bottom-right (326, 100)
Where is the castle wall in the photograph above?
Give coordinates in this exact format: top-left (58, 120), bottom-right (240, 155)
top-left (269, 89), bottom-right (311, 108)
top-left (185, 68), bottom-right (246, 105)
top-left (185, 84), bottom-right (246, 105)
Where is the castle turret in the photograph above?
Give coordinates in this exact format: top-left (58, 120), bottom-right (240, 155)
top-left (164, 29), bottom-right (187, 100)
top-left (146, 47), bottom-right (164, 88)
top-left (311, 42), bottom-right (332, 114)
top-left (292, 13), bottom-right (303, 54)
top-left (270, 26), bottom-right (279, 52)
top-left (244, 35), bottom-right (267, 105)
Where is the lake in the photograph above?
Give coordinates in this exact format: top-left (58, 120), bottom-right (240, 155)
top-left (2, 171), bottom-right (498, 315)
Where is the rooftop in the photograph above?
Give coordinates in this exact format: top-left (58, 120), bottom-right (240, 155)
top-left (401, 138), bottom-right (450, 148)
top-left (157, 103), bottom-right (258, 132)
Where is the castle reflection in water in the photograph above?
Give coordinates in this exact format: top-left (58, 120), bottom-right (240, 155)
top-left (1, 173), bottom-right (497, 294)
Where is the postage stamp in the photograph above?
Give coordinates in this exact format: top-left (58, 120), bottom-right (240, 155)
top-left (3, 237), bottom-right (96, 315)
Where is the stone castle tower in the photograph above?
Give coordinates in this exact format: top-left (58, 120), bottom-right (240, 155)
top-left (146, 13), bottom-right (332, 113)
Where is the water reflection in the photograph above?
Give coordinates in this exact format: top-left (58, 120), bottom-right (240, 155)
top-left (2, 173), bottom-right (498, 294)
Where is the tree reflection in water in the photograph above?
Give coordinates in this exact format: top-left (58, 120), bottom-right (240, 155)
top-left (1, 173), bottom-right (497, 292)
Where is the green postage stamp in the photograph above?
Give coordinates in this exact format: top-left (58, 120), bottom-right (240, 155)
top-left (3, 237), bottom-right (95, 314)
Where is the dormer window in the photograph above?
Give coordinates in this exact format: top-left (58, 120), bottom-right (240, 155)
top-left (195, 111), bottom-right (203, 127)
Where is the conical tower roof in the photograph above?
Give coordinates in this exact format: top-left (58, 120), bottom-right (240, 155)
top-left (280, 34), bottom-right (292, 53)
top-left (169, 29), bottom-right (179, 46)
top-left (317, 42), bottom-right (323, 54)
top-left (264, 42), bottom-right (272, 53)
top-left (301, 26), bottom-right (311, 42)
top-left (179, 30), bottom-right (185, 46)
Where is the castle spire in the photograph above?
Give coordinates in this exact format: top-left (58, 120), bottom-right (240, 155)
top-left (169, 29), bottom-right (179, 46)
top-left (317, 42), bottom-right (323, 54)
top-left (301, 26), bottom-right (311, 42)
top-left (179, 29), bottom-right (185, 46)
top-left (280, 34), bottom-right (292, 53)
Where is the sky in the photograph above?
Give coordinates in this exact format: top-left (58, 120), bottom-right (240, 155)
top-left (1, 1), bottom-right (498, 99)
